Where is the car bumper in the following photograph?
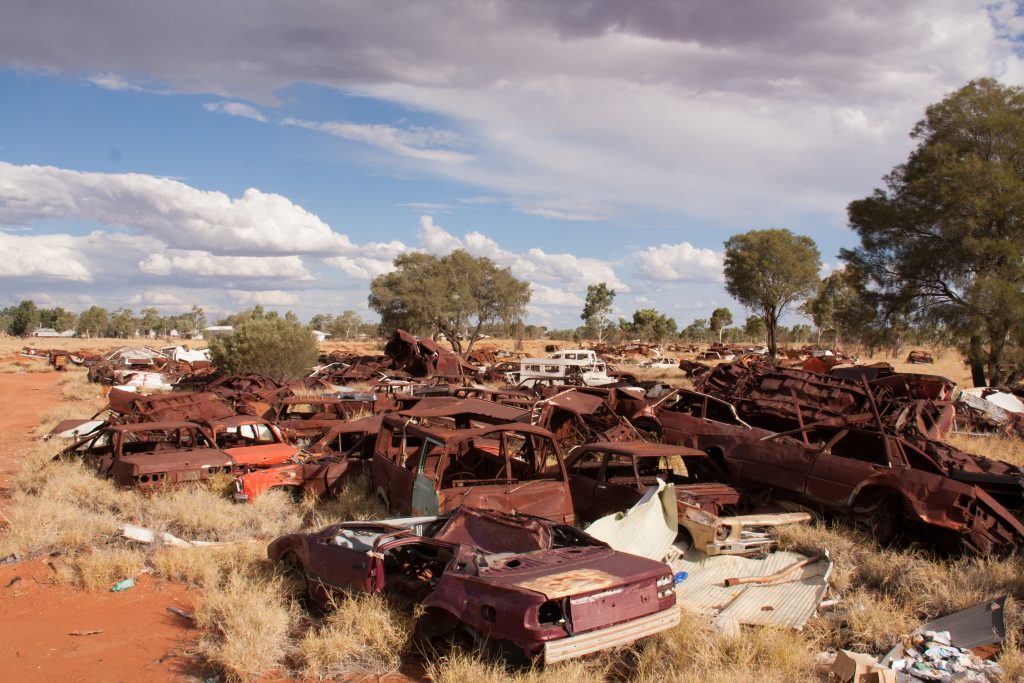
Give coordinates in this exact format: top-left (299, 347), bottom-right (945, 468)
top-left (542, 606), bottom-right (680, 664)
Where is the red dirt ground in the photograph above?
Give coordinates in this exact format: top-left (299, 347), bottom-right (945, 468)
top-left (0, 368), bottom-right (200, 682)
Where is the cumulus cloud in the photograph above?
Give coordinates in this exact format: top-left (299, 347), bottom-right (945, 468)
top-left (203, 101), bottom-right (267, 122)
top-left (415, 215), bottom-right (628, 291)
top-left (631, 242), bottom-right (724, 282)
top-left (138, 251), bottom-right (312, 279)
top-left (0, 161), bottom-right (353, 255)
top-left (0, 233), bottom-right (92, 281)
top-left (530, 283), bottom-right (584, 307)
top-left (226, 290), bottom-right (299, 306)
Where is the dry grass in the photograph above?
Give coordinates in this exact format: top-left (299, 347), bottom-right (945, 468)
top-left (193, 571), bottom-right (299, 682)
top-left (57, 367), bottom-right (107, 402)
top-left (425, 652), bottom-right (607, 683)
top-left (295, 593), bottom-right (408, 678)
top-left (0, 357), bottom-right (53, 373)
top-left (944, 432), bottom-right (1024, 468)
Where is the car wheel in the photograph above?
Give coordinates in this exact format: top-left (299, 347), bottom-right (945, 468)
top-left (852, 493), bottom-right (902, 546)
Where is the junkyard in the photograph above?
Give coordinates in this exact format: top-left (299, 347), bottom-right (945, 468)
top-left (2, 335), bottom-right (1023, 682)
top-left (6, 7), bottom-right (1024, 682)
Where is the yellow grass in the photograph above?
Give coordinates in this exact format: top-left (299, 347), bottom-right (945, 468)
top-left (296, 593), bottom-right (408, 678)
top-left (193, 571), bottom-right (298, 682)
top-left (0, 358), bottom-right (53, 373)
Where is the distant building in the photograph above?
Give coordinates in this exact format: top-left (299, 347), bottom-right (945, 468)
top-left (312, 330), bottom-right (331, 343)
top-left (31, 328), bottom-right (74, 338)
top-left (203, 325), bottom-right (234, 337)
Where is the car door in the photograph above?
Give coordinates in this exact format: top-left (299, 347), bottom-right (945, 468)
top-left (566, 449), bottom-right (605, 521)
top-left (592, 452), bottom-right (645, 514)
top-left (303, 527), bottom-right (378, 601)
top-left (805, 429), bottom-right (890, 508)
top-left (728, 431), bottom-right (818, 494)
top-left (411, 438), bottom-right (445, 516)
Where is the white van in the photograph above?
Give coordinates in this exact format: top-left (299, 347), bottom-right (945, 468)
top-left (517, 349), bottom-right (617, 387)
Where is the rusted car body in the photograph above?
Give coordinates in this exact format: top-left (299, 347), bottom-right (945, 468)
top-left (200, 415), bottom-right (298, 468)
top-left (720, 425), bottom-right (1024, 554)
top-left (59, 421), bottom-right (234, 490)
top-left (371, 416), bottom-right (575, 523)
top-left (633, 388), bottom-right (773, 458)
top-left (564, 442), bottom-right (740, 520)
top-left (268, 506), bottom-right (679, 663)
top-left (272, 395), bottom-right (380, 443)
top-left (385, 329), bottom-right (478, 378)
top-left (535, 390), bottom-right (636, 451)
top-left (107, 387), bottom-right (235, 423)
top-left (233, 415), bottom-right (384, 502)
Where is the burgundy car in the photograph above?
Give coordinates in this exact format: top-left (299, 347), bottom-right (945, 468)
top-left (269, 506), bottom-right (679, 663)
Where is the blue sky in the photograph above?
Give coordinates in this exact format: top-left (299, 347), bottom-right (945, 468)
top-left (2, 1), bottom-right (1023, 328)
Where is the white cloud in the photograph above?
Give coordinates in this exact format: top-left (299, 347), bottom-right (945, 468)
top-left (417, 215), bottom-right (464, 254)
top-left (631, 242), bottom-right (724, 282)
top-left (414, 215), bottom-right (628, 291)
top-left (226, 290), bottom-right (299, 306)
top-left (0, 233), bottom-right (92, 281)
top-left (203, 101), bottom-right (267, 122)
top-left (0, 161), bottom-right (353, 255)
top-left (126, 291), bottom-right (185, 306)
top-left (84, 72), bottom-right (144, 92)
top-left (138, 251), bottom-right (312, 279)
top-left (282, 117), bottom-right (470, 163)
top-left (3, 3), bottom-right (1021, 227)
top-left (530, 283), bottom-right (583, 307)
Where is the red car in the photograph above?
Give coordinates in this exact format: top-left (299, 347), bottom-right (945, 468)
top-left (268, 506), bottom-right (679, 663)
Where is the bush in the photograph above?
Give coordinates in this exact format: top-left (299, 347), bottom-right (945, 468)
top-left (209, 317), bottom-right (320, 380)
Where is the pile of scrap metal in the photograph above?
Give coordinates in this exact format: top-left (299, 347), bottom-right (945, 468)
top-left (907, 349), bottom-right (935, 364)
top-left (385, 329), bottom-right (479, 378)
top-left (19, 347), bottom-right (84, 370)
top-left (84, 345), bottom-right (212, 391)
top-left (620, 362), bottom-right (1024, 554)
top-left (694, 361), bottom-right (957, 438)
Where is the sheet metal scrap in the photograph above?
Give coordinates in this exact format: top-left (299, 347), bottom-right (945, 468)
top-left (669, 548), bottom-right (832, 632)
top-left (107, 386), bottom-right (235, 423)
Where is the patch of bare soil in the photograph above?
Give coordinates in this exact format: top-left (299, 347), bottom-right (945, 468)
top-left (0, 362), bottom-right (200, 682)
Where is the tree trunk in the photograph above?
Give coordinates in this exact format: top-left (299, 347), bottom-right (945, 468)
top-left (968, 335), bottom-right (987, 387)
top-left (766, 309), bottom-right (778, 365)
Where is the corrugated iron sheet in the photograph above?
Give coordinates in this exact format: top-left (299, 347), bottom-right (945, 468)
top-left (670, 548), bottom-right (831, 631)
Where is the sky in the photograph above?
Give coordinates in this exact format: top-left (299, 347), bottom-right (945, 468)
top-left (2, 1), bottom-right (1024, 329)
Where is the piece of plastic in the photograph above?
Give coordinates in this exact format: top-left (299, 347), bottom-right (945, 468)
top-left (110, 578), bottom-right (136, 592)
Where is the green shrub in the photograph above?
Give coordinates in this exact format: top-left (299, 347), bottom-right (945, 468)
top-left (209, 317), bottom-right (319, 380)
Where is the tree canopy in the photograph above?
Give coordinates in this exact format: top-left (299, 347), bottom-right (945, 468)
top-left (620, 308), bottom-right (677, 343)
top-left (709, 307), bottom-right (733, 342)
top-left (842, 78), bottom-right (1024, 385)
top-left (723, 228), bottom-right (821, 360)
top-left (581, 282), bottom-right (616, 342)
top-left (368, 250), bottom-right (530, 354)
